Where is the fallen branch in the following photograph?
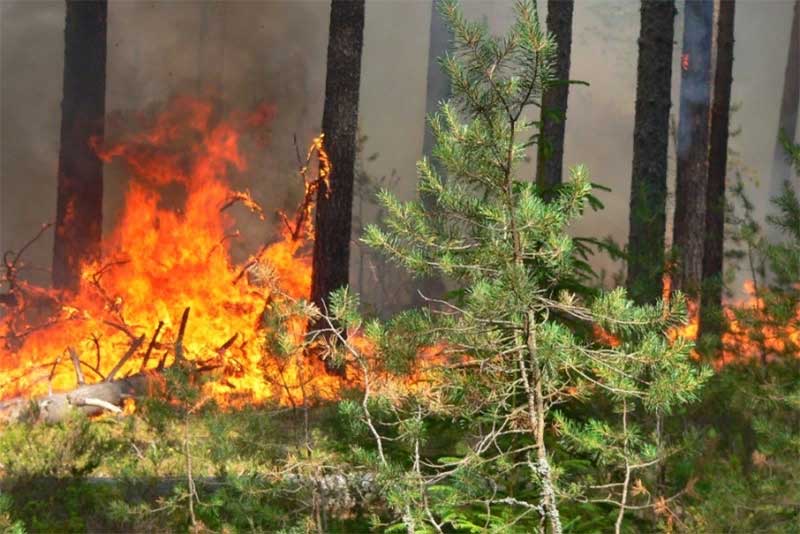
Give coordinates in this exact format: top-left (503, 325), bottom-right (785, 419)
top-left (0, 372), bottom-right (152, 423)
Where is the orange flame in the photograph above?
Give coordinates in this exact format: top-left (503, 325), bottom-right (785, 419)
top-left (0, 96), bottom-right (340, 407)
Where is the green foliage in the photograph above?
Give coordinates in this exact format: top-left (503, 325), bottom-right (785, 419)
top-left (0, 412), bottom-right (117, 479)
top-left (684, 136), bottom-right (800, 532)
top-left (349, 1), bottom-right (709, 531)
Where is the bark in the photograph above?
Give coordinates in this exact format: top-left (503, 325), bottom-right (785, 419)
top-left (767, 0), bottom-right (800, 244)
top-left (536, 0), bottom-right (574, 200)
top-left (626, 0), bottom-right (677, 304)
top-left (418, 0), bottom-right (453, 301)
top-left (53, 0), bottom-right (108, 291)
top-left (311, 0), bottom-right (365, 311)
top-left (699, 0), bottom-right (736, 341)
top-left (421, 0), bottom-right (453, 207)
top-left (672, 0), bottom-right (714, 294)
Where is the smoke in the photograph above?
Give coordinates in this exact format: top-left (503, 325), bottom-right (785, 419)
top-left (1, 0), bottom-right (328, 286)
top-left (1, 0), bottom-right (798, 304)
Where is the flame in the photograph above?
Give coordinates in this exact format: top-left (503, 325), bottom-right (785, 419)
top-left (0, 96), bottom-right (343, 407)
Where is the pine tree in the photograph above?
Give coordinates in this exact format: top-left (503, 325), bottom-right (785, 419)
top-left (626, 0), bottom-right (676, 304)
top-left (699, 0), bottom-right (736, 345)
top-left (767, 0), bottom-right (799, 245)
top-left (320, 2), bottom-right (709, 530)
top-left (53, 0), bottom-right (108, 291)
top-left (535, 0), bottom-right (574, 199)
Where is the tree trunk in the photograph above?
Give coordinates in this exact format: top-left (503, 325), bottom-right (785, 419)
top-left (311, 0), bottom-right (365, 309)
top-left (418, 0), bottom-right (453, 302)
top-left (536, 0), bottom-right (574, 200)
top-left (625, 0), bottom-right (676, 305)
top-left (53, 0), bottom-right (107, 291)
top-left (672, 0), bottom-right (714, 294)
top-left (421, 0), bottom-right (453, 207)
top-left (767, 0), bottom-right (800, 244)
top-left (699, 0), bottom-right (736, 342)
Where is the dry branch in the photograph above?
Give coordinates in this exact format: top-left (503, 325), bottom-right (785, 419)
top-left (141, 320), bottom-right (164, 372)
top-left (106, 334), bottom-right (146, 382)
top-left (0, 372), bottom-right (152, 423)
top-left (175, 307), bottom-right (190, 363)
top-left (68, 347), bottom-right (85, 385)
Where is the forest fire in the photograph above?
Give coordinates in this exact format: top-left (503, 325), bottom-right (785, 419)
top-left (0, 96), bottom-right (345, 410)
top-left (670, 280), bottom-right (800, 368)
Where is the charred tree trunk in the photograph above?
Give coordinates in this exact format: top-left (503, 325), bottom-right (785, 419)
top-left (626, 0), bottom-right (677, 304)
top-left (311, 0), bottom-right (365, 310)
top-left (536, 0), bottom-right (574, 200)
top-left (672, 0), bottom-right (714, 294)
top-left (699, 0), bottom-right (736, 343)
top-left (53, 0), bottom-right (108, 291)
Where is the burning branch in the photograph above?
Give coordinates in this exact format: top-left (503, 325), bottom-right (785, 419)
top-left (106, 335), bottom-right (145, 382)
top-left (174, 307), bottom-right (191, 363)
top-left (279, 134), bottom-right (331, 241)
top-left (141, 320), bottom-right (165, 372)
top-left (220, 190), bottom-right (266, 220)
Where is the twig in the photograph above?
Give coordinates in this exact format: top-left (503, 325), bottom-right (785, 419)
top-left (141, 321), bottom-right (164, 372)
top-left (216, 333), bottom-right (238, 355)
top-left (106, 335), bottom-right (146, 382)
top-left (103, 319), bottom-right (138, 341)
top-left (47, 355), bottom-right (62, 396)
top-left (156, 351), bottom-right (170, 372)
top-left (68, 347), bottom-right (85, 385)
top-left (3, 222), bottom-right (54, 291)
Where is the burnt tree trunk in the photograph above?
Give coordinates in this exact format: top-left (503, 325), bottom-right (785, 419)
top-left (311, 0), bottom-right (365, 310)
top-left (53, 0), bottom-right (108, 291)
top-left (672, 0), bottom-right (714, 294)
top-left (536, 0), bottom-right (574, 200)
top-left (626, 0), bottom-right (677, 304)
top-left (699, 0), bottom-right (736, 342)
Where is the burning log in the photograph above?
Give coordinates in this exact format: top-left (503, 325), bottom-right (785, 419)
top-left (0, 308), bottom-right (223, 425)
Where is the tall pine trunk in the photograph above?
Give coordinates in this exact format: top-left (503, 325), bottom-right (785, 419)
top-left (418, 0), bottom-right (453, 301)
top-left (536, 0), bottom-right (574, 199)
top-left (53, 0), bottom-right (107, 291)
top-left (768, 0), bottom-right (799, 245)
top-left (672, 0), bottom-right (714, 294)
top-left (311, 0), bottom-right (365, 309)
top-left (699, 0), bottom-right (736, 342)
top-left (626, 0), bottom-right (676, 304)
top-left (421, 0), bottom-right (453, 203)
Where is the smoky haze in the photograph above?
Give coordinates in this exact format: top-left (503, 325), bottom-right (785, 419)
top-left (1, 0), bottom-right (798, 311)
